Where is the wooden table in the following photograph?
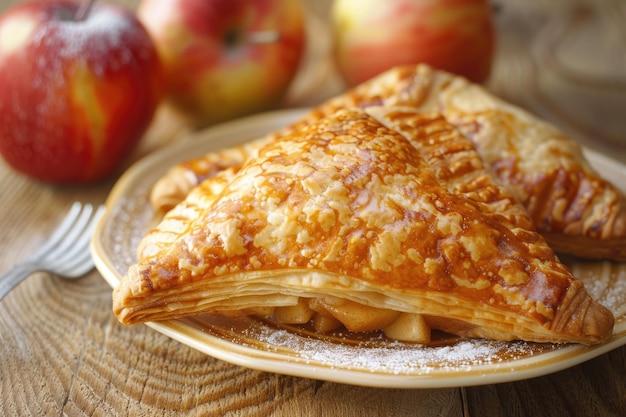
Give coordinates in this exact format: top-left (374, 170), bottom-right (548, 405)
top-left (1, 0), bottom-right (625, 415)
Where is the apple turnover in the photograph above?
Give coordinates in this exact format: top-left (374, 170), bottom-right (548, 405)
top-left (150, 64), bottom-right (626, 261)
top-left (114, 108), bottom-right (613, 345)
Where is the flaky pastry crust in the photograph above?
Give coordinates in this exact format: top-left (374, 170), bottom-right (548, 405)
top-left (114, 109), bottom-right (613, 345)
top-left (150, 65), bottom-right (626, 261)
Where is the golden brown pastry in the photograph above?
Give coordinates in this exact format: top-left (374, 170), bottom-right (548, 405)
top-left (150, 136), bottom-right (271, 213)
top-left (151, 64), bottom-right (626, 261)
top-left (333, 65), bottom-right (626, 261)
top-left (114, 108), bottom-right (613, 345)
top-left (366, 106), bottom-right (535, 232)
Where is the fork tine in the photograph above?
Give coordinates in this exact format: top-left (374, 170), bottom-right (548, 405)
top-left (0, 203), bottom-right (106, 301)
top-left (57, 249), bottom-right (96, 277)
top-left (46, 205), bottom-right (105, 275)
top-left (30, 202), bottom-right (84, 261)
top-left (39, 204), bottom-right (95, 263)
top-left (67, 205), bottom-right (105, 259)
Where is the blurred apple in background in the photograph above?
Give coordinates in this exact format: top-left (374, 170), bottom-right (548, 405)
top-left (137, 0), bottom-right (306, 128)
top-left (332, 0), bottom-right (495, 88)
top-left (0, 0), bottom-right (163, 184)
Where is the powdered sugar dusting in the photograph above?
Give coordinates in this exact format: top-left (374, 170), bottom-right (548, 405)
top-left (29, 5), bottom-right (149, 77)
top-left (108, 191), bottom-right (155, 272)
top-left (570, 260), bottom-right (626, 329)
top-left (59, 9), bottom-right (130, 59)
top-left (236, 324), bottom-right (545, 375)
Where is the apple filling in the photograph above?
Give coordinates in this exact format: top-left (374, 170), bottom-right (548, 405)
top-left (250, 296), bottom-right (436, 344)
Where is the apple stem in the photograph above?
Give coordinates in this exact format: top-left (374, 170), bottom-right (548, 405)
top-left (247, 31), bottom-right (281, 44)
top-left (75, 0), bottom-right (95, 22)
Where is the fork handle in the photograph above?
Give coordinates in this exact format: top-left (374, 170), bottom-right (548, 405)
top-left (0, 263), bottom-right (40, 301)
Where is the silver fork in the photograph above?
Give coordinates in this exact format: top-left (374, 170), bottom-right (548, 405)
top-left (0, 202), bottom-right (105, 301)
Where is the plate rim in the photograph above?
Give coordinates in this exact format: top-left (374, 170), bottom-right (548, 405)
top-left (91, 108), bottom-right (626, 389)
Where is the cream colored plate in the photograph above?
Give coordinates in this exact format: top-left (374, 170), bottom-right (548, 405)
top-left (92, 108), bottom-right (626, 388)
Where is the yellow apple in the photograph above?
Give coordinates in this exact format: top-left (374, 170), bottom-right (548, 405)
top-left (332, 0), bottom-right (495, 87)
top-left (137, 0), bottom-right (306, 127)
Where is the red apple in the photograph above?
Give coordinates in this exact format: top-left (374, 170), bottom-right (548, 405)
top-left (332, 0), bottom-right (495, 87)
top-left (137, 0), bottom-right (306, 127)
top-left (0, 0), bottom-right (163, 183)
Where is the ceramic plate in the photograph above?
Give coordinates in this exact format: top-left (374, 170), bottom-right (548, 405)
top-left (92, 109), bottom-right (626, 388)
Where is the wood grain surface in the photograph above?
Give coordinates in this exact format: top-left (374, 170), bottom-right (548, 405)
top-left (1, 0), bottom-right (625, 416)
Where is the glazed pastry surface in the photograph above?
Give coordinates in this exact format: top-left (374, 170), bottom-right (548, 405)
top-left (114, 109), bottom-right (613, 345)
top-left (150, 65), bottom-right (626, 261)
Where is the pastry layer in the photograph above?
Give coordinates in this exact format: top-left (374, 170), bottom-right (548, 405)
top-left (115, 108), bottom-right (613, 345)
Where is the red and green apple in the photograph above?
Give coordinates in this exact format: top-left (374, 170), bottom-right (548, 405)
top-left (137, 0), bottom-right (306, 127)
